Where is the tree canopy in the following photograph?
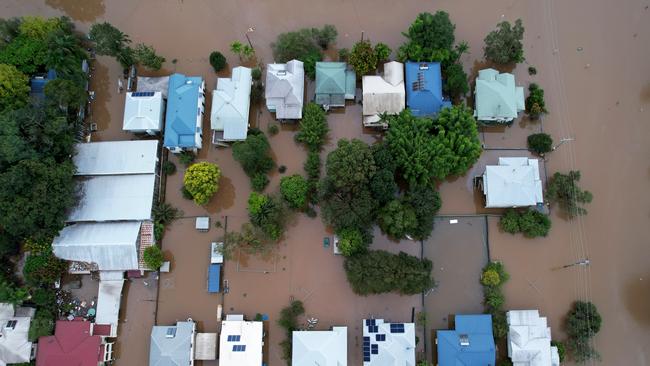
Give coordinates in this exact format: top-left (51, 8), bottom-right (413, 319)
top-left (0, 64), bottom-right (29, 111)
top-left (247, 192), bottom-right (287, 241)
top-left (378, 200), bottom-right (418, 239)
top-left (280, 174), bottom-right (309, 209)
top-left (232, 131), bottom-right (274, 191)
top-left (546, 171), bottom-right (593, 217)
top-left (484, 19), bottom-right (525, 64)
top-left (183, 162), bottom-right (221, 205)
top-left (398, 11), bottom-right (456, 62)
top-left (295, 102), bottom-right (328, 151)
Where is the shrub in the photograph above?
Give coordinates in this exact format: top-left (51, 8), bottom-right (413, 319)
top-left (162, 161), bottom-right (176, 175)
top-left (336, 227), bottom-right (369, 257)
top-left (525, 83), bottom-right (548, 119)
top-left (0, 281), bottom-right (29, 306)
top-left (480, 269), bottom-right (501, 287)
top-left (312, 25), bottom-right (337, 49)
top-left (152, 202), bottom-right (182, 225)
top-left (181, 186), bottom-right (193, 200)
top-left (280, 175), bottom-right (309, 209)
top-left (484, 19), bottom-right (525, 64)
top-left (500, 209), bottom-right (521, 234)
top-left (295, 102), bottom-right (329, 151)
top-left (23, 249), bottom-right (66, 286)
top-left (230, 40), bottom-right (255, 62)
top-left (183, 162), bottom-right (221, 205)
top-left (518, 210), bottom-right (551, 237)
top-left (551, 340), bottom-right (566, 362)
top-left (374, 42), bottom-right (392, 62)
top-left (251, 67), bottom-right (262, 80)
top-left (278, 299), bottom-right (305, 362)
top-left (209, 51), bottom-right (226, 72)
top-left (344, 250), bottom-right (433, 295)
top-left (483, 262), bottom-right (509, 286)
top-left (247, 192), bottom-right (286, 241)
top-left (566, 301), bottom-right (602, 362)
top-left (178, 151), bottom-right (195, 167)
top-left (443, 62), bottom-right (468, 99)
top-left (154, 222), bottom-right (165, 241)
top-left (491, 310), bottom-right (509, 339)
top-left (484, 286), bottom-right (505, 310)
top-left (528, 66), bottom-right (537, 75)
top-left (143, 245), bottom-right (164, 269)
top-left (527, 133), bottom-right (553, 154)
top-left (547, 171), bottom-right (593, 217)
top-left (278, 165), bottom-right (287, 174)
top-left (267, 124), bottom-right (279, 136)
top-left (251, 173), bottom-right (269, 192)
top-left (338, 48), bottom-right (349, 62)
top-left (29, 313), bottom-right (54, 341)
top-left (349, 39), bottom-right (378, 76)
top-left (133, 43), bottom-right (165, 70)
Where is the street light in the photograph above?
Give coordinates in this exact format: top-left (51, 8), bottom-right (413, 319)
top-left (245, 27), bottom-right (255, 49)
top-left (552, 137), bottom-right (575, 151)
top-left (561, 258), bottom-right (590, 269)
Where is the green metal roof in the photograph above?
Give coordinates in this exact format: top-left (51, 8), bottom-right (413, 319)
top-left (316, 62), bottom-right (347, 94)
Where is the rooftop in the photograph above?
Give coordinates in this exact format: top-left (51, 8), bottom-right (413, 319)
top-left (219, 317), bottom-right (263, 366)
top-left (436, 314), bottom-right (496, 366)
top-left (362, 319), bottom-right (415, 366)
top-left (507, 310), bottom-right (560, 366)
top-left (405, 61), bottom-right (451, 117)
top-left (474, 68), bottom-right (525, 122)
top-left (482, 157), bottom-right (543, 208)
top-left (210, 66), bottom-right (252, 141)
top-left (362, 61), bottom-right (405, 125)
top-left (292, 326), bottom-right (347, 365)
top-left (123, 91), bottom-right (165, 132)
top-left (163, 73), bottom-right (204, 150)
top-left (149, 321), bottom-right (196, 366)
top-left (0, 303), bottom-right (33, 365)
top-left (73, 140), bottom-right (159, 176)
top-left (315, 62), bottom-right (356, 107)
top-left (36, 320), bottom-right (103, 366)
top-left (265, 60), bottom-right (305, 119)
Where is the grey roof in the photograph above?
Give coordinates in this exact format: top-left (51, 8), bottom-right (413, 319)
top-left (74, 140), bottom-right (159, 175)
top-left (292, 327), bottom-right (347, 365)
top-left (265, 60), bottom-right (305, 119)
top-left (150, 321), bottom-right (195, 366)
top-left (52, 222), bottom-right (141, 271)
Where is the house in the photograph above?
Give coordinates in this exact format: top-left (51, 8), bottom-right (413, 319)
top-left (163, 73), bottom-right (205, 153)
top-left (292, 326), bottom-right (347, 366)
top-left (123, 91), bottom-right (165, 135)
top-left (315, 62), bottom-right (356, 110)
top-left (0, 303), bottom-right (34, 366)
top-left (36, 320), bottom-right (114, 366)
top-left (405, 61), bottom-right (451, 117)
top-left (362, 319), bottom-right (415, 365)
top-left (149, 320), bottom-right (197, 366)
top-left (482, 157), bottom-right (543, 208)
top-left (362, 61), bottom-right (405, 128)
top-left (507, 310), bottom-right (560, 366)
top-left (52, 140), bottom-right (159, 271)
top-left (436, 314), bottom-right (496, 366)
top-left (474, 68), bottom-right (525, 123)
top-left (211, 66), bottom-right (252, 146)
top-left (265, 60), bottom-right (305, 120)
top-left (219, 315), bottom-right (263, 366)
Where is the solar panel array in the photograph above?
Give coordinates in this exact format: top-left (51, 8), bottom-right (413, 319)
top-left (227, 335), bottom-right (241, 342)
top-left (363, 336), bottom-right (371, 362)
top-left (132, 91), bottom-right (156, 97)
top-left (412, 72), bottom-right (426, 92)
top-left (375, 334), bottom-right (386, 342)
top-left (390, 323), bottom-right (405, 333)
top-left (232, 344), bottom-right (246, 352)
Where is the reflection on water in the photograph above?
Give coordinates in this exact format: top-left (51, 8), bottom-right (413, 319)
top-left (45, 0), bottom-right (105, 22)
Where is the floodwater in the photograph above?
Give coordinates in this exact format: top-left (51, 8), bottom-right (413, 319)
top-left (2, 0), bottom-right (648, 365)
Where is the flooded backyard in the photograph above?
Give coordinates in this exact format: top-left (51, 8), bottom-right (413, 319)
top-left (2, 0), bottom-right (649, 365)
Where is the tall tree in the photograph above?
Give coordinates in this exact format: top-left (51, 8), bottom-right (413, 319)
top-left (398, 11), bottom-right (456, 62)
top-left (88, 22), bottom-right (131, 57)
top-left (484, 19), bottom-right (525, 64)
top-left (0, 64), bottom-right (29, 111)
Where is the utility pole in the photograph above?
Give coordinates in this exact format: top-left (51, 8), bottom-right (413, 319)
top-left (552, 137), bottom-right (575, 151)
top-left (245, 27), bottom-right (255, 49)
top-left (561, 258), bottom-right (590, 269)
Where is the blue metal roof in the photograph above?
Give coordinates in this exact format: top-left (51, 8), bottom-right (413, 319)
top-left (30, 69), bottom-right (57, 97)
top-left (208, 263), bottom-right (221, 293)
top-left (436, 314), bottom-right (496, 366)
top-left (405, 62), bottom-right (451, 117)
top-left (164, 73), bottom-right (203, 149)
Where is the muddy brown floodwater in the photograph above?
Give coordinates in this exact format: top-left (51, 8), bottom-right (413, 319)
top-left (2, 0), bottom-right (649, 365)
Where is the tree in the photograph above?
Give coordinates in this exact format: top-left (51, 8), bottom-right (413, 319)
top-left (247, 192), bottom-right (287, 241)
top-left (525, 83), bottom-right (548, 119)
top-left (23, 249), bottom-right (66, 286)
top-left (397, 11), bottom-right (456, 63)
top-left (484, 19), bottom-right (525, 64)
top-left (0, 18), bottom-right (21, 47)
top-left (143, 245), bottom-right (164, 269)
top-left (88, 22), bottom-right (130, 57)
top-left (295, 102), bottom-right (329, 151)
top-left (18, 16), bottom-right (64, 39)
top-left (404, 185), bottom-right (442, 240)
top-left (0, 281), bottom-right (29, 306)
top-left (499, 209), bottom-right (521, 234)
top-left (323, 139), bottom-right (376, 194)
top-left (221, 223), bottom-right (273, 259)
top-left (443, 62), bottom-right (469, 100)
top-left (183, 162), bottom-right (221, 205)
top-left (44, 79), bottom-right (87, 110)
top-left (304, 151), bottom-right (321, 180)
top-left (209, 51), bottom-right (227, 72)
top-left (349, 39), bottom-right (378, 76)
top-left (527, 133), bottom-right (553, 155)
top-left (230, 40), bottom-right (254, 62)
top-left (232, 131), bottom-right (274, 185)
top-left (280, 175), bottom-right (309, 209)
top-left (566, 301), bottom-right (602, 362)
top-left (551, 340), bottom-right (566, 362)
top-left (0, 63), bottom-right (29, 111)
top-left (378, 200), bottom-right (418, 239)
top-left (311, 25), bottom-right (337, 50)
top-left (271, 28), bottom-right (323, 79)
top-left (518, 210), bottom-right (551, 237)
top-left (481, 269), bottom-right (501, 287)
top-left (152, 202), bottom-right (182, 225)
top-left (29, 312), bottom-right (54, 341)
top-left (336, 227), bottom-right (370, 257)
top-left (369, 143), bottom-right (397, 206)
top-left (374, 43), bottom-right (392, 62)
top-left (133, 43), bottom-right (165, 70)
top-left (0, 34), bottom-right (48, 74)
top-left (546, 171), bottom-right (593, 217)
top-left (45, 30), bottom-right (87, 80)
top-left (321, 184), bottom-right (377, 232)
top-left (344, 250), bottom-right (433, 295)
top-left (432, 105), bottom-right (482, 177)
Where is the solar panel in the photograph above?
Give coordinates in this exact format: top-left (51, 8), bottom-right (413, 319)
top-left (232, 345), bottom-right (246, 352)
top-left (371, 349), bottom-right (379, 355)
top-left (364, 355), bottom-right (371, 362)
top-left (364, 336), bottom-right (370, 342)
top-left (132, 91), bottom-right (155, 97)
top-left (376, 334), bottom-right (386, 341)
top-left (227, 335), bottom-right (241, 342)
top-left (368, 325), bottom-right (379, 333)
top-left (390, 323), bottom-right (405, 333)
top-left (372, 344), bottom-right (378, 351)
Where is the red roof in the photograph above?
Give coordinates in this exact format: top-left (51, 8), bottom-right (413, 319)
top-left (92, 324), bottom-right (112, 337)
top-left (36, 320), bottom-right (103, 366)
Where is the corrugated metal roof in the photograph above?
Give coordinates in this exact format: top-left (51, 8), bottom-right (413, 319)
top-left (265, 60), bottom-right (305, 119)
top-left (123, 92), bottom-right (164, 132)
top-left (164, 73), bottom-right (204, 149)
top-left (292, 327), bottom-right (347, 365)
top-left (210, 67), bottom-right (252, 141)
top-left (474, 68), bottom-right (525, 122)
top-left (437, 314), bottom-right (496, 366)
top-left (219, 319), bottom-right (263, 366)
top-left (405, 61), bottom-right (450, 117)
top-left (483, 158), bottom-right (543, 208)
top-left (74, 140), bottom-right (159, 175)
top-left (149, 321), bottom-right (195, 366)
top-left (95, 279), bottom-right (124, 337)
top-left (363, 61), bottom-right (406, 117)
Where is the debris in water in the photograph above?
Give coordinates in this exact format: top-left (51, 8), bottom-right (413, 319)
top-left (577, 46), bottom-right (583, 51)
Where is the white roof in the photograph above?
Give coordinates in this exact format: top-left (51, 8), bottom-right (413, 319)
top-left (211, 242), bottom-right (223, 264)
top-left (0, 303), bottom-right (32, 365)
top-left (363, 319), bottom-right (415, 366)
top-left (362, 61), bottom-right (405, 118)
top-left (74, 140), bottom-right (159, 175)
top-left (123, 91), bottom-right (164, 132)
top-left (52, 222), bottom-right (141, 270)
top-left (211, 67), bottom-right (252, 141)
top-left (507, 310), bottom-right (560, 366)
top-left (483, 158), bottom-right (543, 208)
top-left (95, 279), bottom-right (124, 337)
top-left (219, 318), bottom-right (263, 366)
top-left (292, 327), bottom-right (347, 366)
top-left (68, 175), bottom-right (155, 222)
top-left (265, 60), bottom-right (305, 119)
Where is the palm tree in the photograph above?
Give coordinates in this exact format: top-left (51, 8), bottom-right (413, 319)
top-left (230, 40), bottom-right (244, 61)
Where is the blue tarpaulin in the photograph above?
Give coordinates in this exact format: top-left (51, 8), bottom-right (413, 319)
top-left (208, 263), bottom-right (221, 293)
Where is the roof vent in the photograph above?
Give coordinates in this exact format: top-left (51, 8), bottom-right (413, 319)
top-left (277, 70), bottom-right (287, 76)
top-left (459, 334), bottom-right (469, 346)
top-left (186, 80), bottom-right (193, 85)
top-left (166, 327), bottom-right (177, 338)
top-left (419, 63), bottom-right (429, 70)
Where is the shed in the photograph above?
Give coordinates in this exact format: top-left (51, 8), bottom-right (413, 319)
top-left (474, 68), bottom-right (525, 123)
top-left (196, 217), bottom-right (210, 231)
top-left (123, 91), bottom-right (165, 134)
top-left (208, 264), bottom-right (221, 293)
top-left (315, 62), bottom-right (356, 109)
top-left (362, 61), bottom-right (405, 127)
top-left (211, 67), bottom-right (252, 145)
top-left (95, 277), bottom-right (124, 338)
top-left (30, 69), bottom-right (57, 98)
top-left (211, 242), bottom-right (224, 264)
top-left (266, 60), bottom-right (305, 120)
top-left (405, 61), bottom-right (451, 117)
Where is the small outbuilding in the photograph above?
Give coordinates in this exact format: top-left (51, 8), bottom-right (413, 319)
top-left (362, 61), bottom-right (405, 128)
top-left (266, 60), bottom-right (305, 120)
top-left (474, 68), bottom-right (525, 123)
top-left (211, 66), bottom-right (252, 146)
top-left (315, 62), bottom-right (356, 110)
